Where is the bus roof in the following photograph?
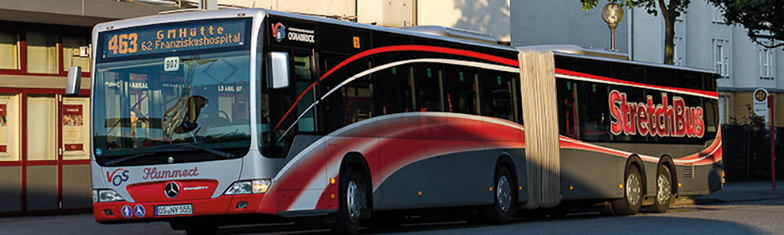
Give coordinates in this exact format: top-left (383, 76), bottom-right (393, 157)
top-left (93, 8), bottom-right (719, 79)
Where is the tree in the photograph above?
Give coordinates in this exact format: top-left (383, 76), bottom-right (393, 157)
top-left (707, 0), bottom-right (784, 48)
top-left (581, 0), bottom-right (690, 65)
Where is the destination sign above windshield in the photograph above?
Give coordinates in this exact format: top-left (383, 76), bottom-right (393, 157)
top-left (101, 19), bottom-right (247, 59)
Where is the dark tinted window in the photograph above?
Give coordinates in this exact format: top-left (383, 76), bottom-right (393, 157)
top-left (319, 53), bottom-right (372, 133)
top-left (414, 63), bottom-right (444, 112)
top-left (375, 64), bottom-right (415, 115)
top-left (481, 71), bottom-right (519, 123)
top-left (444, 66), bottom-right (479, 114)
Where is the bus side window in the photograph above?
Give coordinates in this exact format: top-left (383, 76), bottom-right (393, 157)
top-left (444, 66), bottom-right (479, 115)
top-left (374, 65), bottom-right (414, 115)
top-left (557, 79), bottom-right (578, 138)
top-left (292, 50), bottom-right (316, 132)
top-left (578, 83), bottom-right (611, 142)
top-left (481, 72), bottom-right (515, 122)
top-left (414, 64), bottom-right (444, 112)
top-left (319, 54), bottom-right (372, 133)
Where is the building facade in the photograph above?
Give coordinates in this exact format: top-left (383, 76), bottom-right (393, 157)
top-left (9, 0), bottom-right (761, 216)
top-left (511, 0), bottom-right (783, 128)
top-left (0, 0), bottom-right (182, 216)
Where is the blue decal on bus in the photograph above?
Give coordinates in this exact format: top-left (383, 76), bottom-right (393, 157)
top-left (121, 205), bottom-right (132, 218)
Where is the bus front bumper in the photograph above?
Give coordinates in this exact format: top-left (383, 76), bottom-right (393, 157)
top-left (93, 194), bottom-right (272, 223)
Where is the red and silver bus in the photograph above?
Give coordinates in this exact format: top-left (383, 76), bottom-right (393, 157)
top-left (74, 8), bottom-right (722, 234)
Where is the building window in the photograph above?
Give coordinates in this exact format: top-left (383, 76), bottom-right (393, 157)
top-left (718, 94), bottom-right (730, 124)
top-left (63, 36), bottom-right (90, 73)
top-left (0, 32), bottom-right (19, 70)
top-left (713, 39), bottom-right (730, 78)
top-left (674, 36), bottom-right (685, 66)
top-left (759, 46), bottom-right (775, 80)
top-left (712, 7), bottom-right (725, 24)
top-left (26, 32), bottom-right (59, 74)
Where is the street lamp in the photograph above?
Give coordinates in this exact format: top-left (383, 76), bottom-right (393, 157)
top-left (602, 2), bottom-right (625, 51)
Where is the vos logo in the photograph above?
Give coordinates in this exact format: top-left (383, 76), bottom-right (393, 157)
top-left (271, 22), bottom-right (286, 42)
top-left (106, 169), bottom-right (130, 186)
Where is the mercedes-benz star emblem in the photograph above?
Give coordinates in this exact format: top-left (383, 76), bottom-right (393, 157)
top-left (165, 182), bottom-right (180, 198)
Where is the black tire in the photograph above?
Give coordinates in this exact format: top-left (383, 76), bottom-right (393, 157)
top-left (482, 166), bottom-right (516, 224)
top-left (612, 166), bottom-right (643, 215)
top-left (599, 201), bottom-right (616, 216)
top-left (646, 164), bottom-right (673, 213)
top-left (332, 167), bottom-right (366, 235)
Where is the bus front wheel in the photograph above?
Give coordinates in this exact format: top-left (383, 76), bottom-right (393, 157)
top-left (612, 166), bottom-right (642, 215)
top-left (333, 167), bottom-right (366, 235)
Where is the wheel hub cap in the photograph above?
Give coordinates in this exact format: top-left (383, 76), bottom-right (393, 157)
top-left (347, 181), bottom-right (361, 222)
top-left (657, 174), bottom-right (671, 205)
top-left (497, 176), bottom-right (512, 213)
top-left (627, 174), bottom-right (641, 206)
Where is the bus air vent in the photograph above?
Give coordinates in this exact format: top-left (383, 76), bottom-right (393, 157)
top-left (684, 165), bottom-right (695, 179)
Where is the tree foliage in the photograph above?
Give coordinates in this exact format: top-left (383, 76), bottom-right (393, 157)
top-left (581, 0), bottom-right (691, 65)
top-left (708, 0), bottom-right (784, 48)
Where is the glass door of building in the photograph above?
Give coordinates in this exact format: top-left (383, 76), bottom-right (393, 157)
top-left (25, 95), bottom-right (58, 211)
top-left (24, 95), bottom-right (91, 212)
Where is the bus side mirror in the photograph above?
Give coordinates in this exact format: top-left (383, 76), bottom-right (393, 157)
top-left (65, 66), bottom-right (82, 96)
top-left (269, 52), bottom-right (290, 89)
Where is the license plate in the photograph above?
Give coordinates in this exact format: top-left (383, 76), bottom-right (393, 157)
top-left (155, 204), bottom-right (192, 216)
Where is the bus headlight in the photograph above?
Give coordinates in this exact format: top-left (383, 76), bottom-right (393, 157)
top-left (93, 189), bottom-right (125, 203)
top-left (225, 179), bottom-right (272, 195)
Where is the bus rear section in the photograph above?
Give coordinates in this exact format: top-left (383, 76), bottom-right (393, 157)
top-left (543, 51), bottom-right (723, 214)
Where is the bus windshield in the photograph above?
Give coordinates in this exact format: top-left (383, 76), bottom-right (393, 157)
top-left (92, 50), bottom-right (251, 166)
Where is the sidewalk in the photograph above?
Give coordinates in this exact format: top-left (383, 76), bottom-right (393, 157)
top-left (677, 181), bottom-right (784, 205)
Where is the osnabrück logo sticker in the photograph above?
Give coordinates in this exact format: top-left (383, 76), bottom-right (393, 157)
top-left (272, 22), bottom-right (286, 42)
top-left (271, 22), bottom-right (315, 44)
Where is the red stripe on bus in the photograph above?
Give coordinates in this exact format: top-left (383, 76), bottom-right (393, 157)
top-left (558, 129), bottom-right (722, 166)
top-left (319, 45), bottom-right (518, 82)
top-left (555, 68), bottom-right (719, 98)
top-left (272, 45), bottom-right (518, 131)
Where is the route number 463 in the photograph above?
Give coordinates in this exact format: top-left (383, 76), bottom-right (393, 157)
top-left (164, 57), bottom-right (180, 72)
top-left (107, 33), bottom-right (138, 55)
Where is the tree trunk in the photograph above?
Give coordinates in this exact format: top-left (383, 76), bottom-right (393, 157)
top-left (663, 12), bottom-right (676, 65)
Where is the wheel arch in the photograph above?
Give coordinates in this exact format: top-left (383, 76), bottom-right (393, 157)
top-left (495, 154), bottom-right (518, 182)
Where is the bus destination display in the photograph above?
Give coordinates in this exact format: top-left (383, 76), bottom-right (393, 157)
top-left (102, 19), bottom-right (246, 59)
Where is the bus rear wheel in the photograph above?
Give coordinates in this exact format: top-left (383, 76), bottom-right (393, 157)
top-left (332, 167), bottom-right (366, 235)
top-left (612, 166), bottom-right (642, 215)
top-left (646, 164), bottom-right (672, 213)
top-left (482, 166), bottom-right (515, 224)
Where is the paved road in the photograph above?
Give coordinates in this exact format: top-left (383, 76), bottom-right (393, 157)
top-left (3, 198), bottom-right (784, 235)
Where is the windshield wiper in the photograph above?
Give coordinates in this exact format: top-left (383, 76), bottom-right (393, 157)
top-left (169, 142), bottom-right (234, 159)
top-left (103, 143), bottom-right (234, 166)
top-left (104, 151), bottom-right (155, 166)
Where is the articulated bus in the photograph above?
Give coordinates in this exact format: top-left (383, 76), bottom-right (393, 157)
top-left (77, 8), bottom-right (723, 235)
